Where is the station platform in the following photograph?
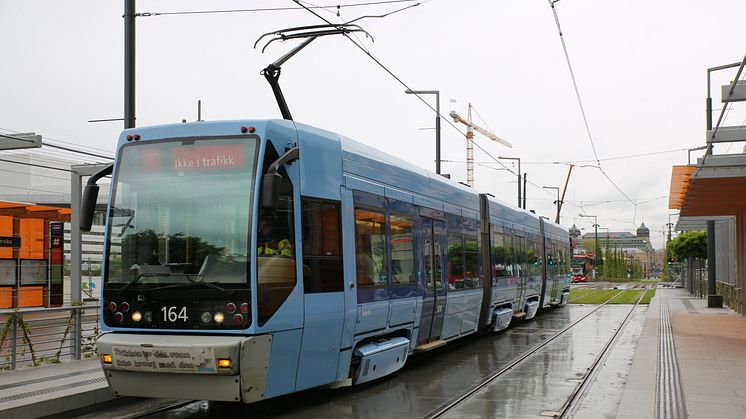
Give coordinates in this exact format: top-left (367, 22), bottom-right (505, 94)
top-left (616, 286), bottom-right (746, 419)
top-left (0, 358), bottom-right (113, 418)
top-left (0, 286), bottom-right (744, 418)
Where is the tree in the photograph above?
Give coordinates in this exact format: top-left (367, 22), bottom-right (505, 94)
top-left (662, 245), bottom-right (670, 280)
top-left (668, 231), bottom-right (707, 261)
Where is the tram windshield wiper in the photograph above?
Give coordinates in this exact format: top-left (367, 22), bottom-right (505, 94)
top-left (147, 279), bottom-right (235, 295)
top-left (118, 272), bottom-right (234, 295)
top-left (117, 257), bottom-right (229, 294)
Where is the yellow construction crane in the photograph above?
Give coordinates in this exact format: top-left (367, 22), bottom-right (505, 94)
top-left (450, 103), bottom-right (512, 187)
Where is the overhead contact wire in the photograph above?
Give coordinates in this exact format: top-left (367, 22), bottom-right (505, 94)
top-left (548, 0), bottom-right (599, 166)
top-left (293, 0), bottom-right (578, 210)
top-left (548, 1), bottom-right (637, 210)
top-left (136, 0), bottom-right (419, 17)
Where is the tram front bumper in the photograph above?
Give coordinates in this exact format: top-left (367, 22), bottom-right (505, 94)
top-left (98, 333), bottom-right (272, 403)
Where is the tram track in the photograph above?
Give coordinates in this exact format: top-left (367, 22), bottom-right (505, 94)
top-left (85, 289), bottom-right (651, 419)
top-left (556, 288), bottom-right (647, 418)
top-left (425, 287), bottom-right (650, 419)
top-left (126, 400), bottom-right (197, 418)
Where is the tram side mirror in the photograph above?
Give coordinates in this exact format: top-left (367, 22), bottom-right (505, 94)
top-left (80, 184), bottom-right (99, 232)
top-left (261, 172), bottom-right (282, 210)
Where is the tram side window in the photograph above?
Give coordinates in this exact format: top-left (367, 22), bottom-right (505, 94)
top-left (527, 239), bottom-right (540, 276)
top-left (257, 142), bottom-right (296, 326)
top-left (464, 236), bottom-right (481, 288)
top-left (516, 236), bottom-right (527, 277)
top-left (493, 233), bottom-right (508, 278)
top-left (390, 213), bottom-right (416, 285)
top-left (447, 234), bottom-right (465, 290)
top-left (355, 208), bottom-right (388, 287)
top-left (549, 243), bottom-right (558, 277)
top-left (301, 199), bottom-right (343, 293)
top-left (562, 246), bottom-right (571, 276)
top-left (505, 235), bottom-right (515, 277)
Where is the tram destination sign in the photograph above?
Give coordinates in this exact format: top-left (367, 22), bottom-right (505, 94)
top-left (0, 236), bottom-right (20, 248)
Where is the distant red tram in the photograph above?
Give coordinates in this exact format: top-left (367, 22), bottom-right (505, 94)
top-left (571, 254), bottom-right (592, 282)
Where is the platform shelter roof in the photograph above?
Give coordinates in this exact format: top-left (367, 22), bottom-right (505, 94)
top-left (0, 200), bottom-right (71, 221)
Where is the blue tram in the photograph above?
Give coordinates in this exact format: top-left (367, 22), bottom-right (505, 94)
top-left (90, 119), bottom-right (571, 403)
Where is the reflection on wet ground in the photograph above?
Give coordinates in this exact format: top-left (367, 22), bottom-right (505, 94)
top-left (148, 304), bottom-right (645, 419)
top-left (571, 307), bottom-right (647, 418)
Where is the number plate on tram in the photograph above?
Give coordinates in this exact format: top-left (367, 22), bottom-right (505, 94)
top-left (110, 345), bottom-right (217, 374)
top-left (160, 305), bottom-right (189, 323)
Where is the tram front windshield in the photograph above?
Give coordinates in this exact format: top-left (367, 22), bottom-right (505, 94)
top-left (105, 137), bottom-right (258, 288)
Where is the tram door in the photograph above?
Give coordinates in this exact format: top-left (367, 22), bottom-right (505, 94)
top-left (418, 218), bottom-right (446, 345)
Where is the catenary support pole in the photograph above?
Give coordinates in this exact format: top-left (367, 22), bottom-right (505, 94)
top-left (124, 0), bottom-right (136, 129)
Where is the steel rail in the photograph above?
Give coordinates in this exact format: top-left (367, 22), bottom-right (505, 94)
top-left (129, 400), bottom-right (197, 418)
top-left (558, 287), bottom-right (649, 417)
top-left (424, 290), bottom-right (633, 419)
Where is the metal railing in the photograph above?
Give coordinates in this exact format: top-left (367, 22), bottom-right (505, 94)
top-left (0, 303), bottom-right (100, 370)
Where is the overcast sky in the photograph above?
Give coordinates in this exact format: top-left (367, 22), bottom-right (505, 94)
top-left (2, 0), bottom-right (745, 249)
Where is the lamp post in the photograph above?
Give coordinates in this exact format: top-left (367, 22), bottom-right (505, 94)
top-left (579, 213), bottom-right (598, 280)
top-left (405, 89), bottom-right (441, 174)
top-left (498, 156), bottom-right (521, 208)
top-left (667, 212), bottom-right (679, 242)
top-left (542, 186), bottom-right (560, 223)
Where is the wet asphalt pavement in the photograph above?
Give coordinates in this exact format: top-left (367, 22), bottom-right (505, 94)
top-left (132, 303), bottom-right (647, 419)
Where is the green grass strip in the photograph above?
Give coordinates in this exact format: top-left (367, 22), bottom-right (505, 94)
top-left (612, 290), bottom-right (644, 304)
top-left (569, 288), bottom-right (657, 304)
top-left (569, 289), bottom-right (623, 304)
top-left (567, 288), bottom-right (596, 302)
top-left (640, 289), bottom-right (656, 304)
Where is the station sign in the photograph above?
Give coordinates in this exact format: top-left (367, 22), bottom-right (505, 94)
top-left (50, 222), bottom-right (64, 236)
top-left (0, 236), bottom-right (21, 248)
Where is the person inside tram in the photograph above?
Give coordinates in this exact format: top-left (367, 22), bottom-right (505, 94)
top-left (356, 239), bottom-right (376, 286)
top-left (257, 215), bottom-right (292, 257)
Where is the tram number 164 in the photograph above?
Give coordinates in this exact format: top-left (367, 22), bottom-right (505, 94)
top-left (161, 306), bottom-right (188, 322)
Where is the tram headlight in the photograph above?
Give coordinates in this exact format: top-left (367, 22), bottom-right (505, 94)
top-left (131, 311), bottom-right (142, 322)
top-left (144, 311), bottom-right (152, 322)
top-left (101, 354), bottom-right (112, 364)
top-left (201, 312), bottom-right (212, 324)
top-left (213, 312), bottom-right (225, 324)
